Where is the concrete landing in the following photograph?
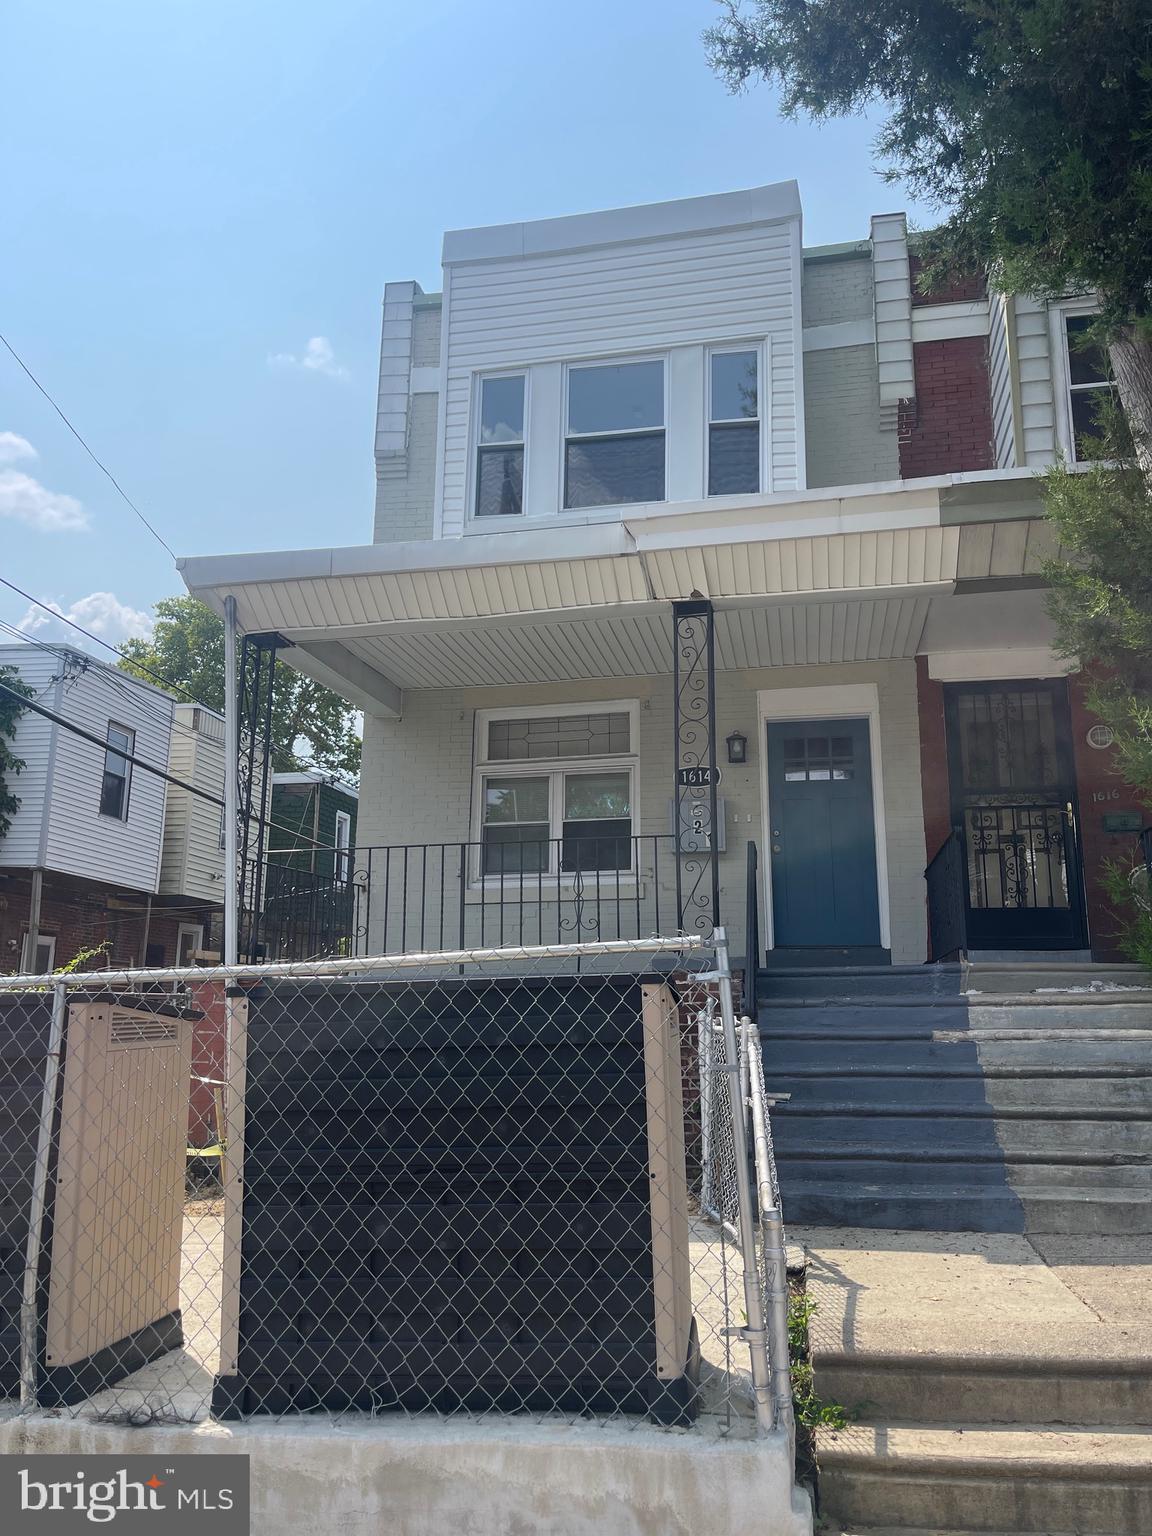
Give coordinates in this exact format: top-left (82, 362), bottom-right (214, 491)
top-left (801, 1226), bottom-right (1152, 1532)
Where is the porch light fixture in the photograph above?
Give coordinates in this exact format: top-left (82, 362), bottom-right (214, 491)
top-left (725, 730), bottom-right (748, 765)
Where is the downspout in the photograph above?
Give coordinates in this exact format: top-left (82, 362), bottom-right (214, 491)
top-left (223, 596), bottom-right (240, 967)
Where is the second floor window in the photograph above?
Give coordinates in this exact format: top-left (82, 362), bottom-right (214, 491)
top-left (475, 374), bottom-right (525, 517)
top-left (99, 722), bottom-right (134, 820)
top-left (709, 348), bottom-right (760, 495)
top-left (565, 359), bottom-right (665, 508)
top-left (1064, 315), bottom-right (1117, 461)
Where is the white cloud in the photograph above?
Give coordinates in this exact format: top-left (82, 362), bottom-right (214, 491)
top-left (0, 468), bottom-right (87, 531)
top-left (0, 431), bottom-right (86, 531)
top-left (0, 431), bottom-right (37, 464)
top-left (268, 335), bottom-right (349, 379)
top-left (18, 591), bottom-right (154, 648)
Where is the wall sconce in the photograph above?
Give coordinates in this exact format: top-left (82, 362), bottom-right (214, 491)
top-left (726, 730), bottom-right (748, 765)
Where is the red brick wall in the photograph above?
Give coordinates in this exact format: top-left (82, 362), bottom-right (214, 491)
top-left (908, 255), bottom-right (985, 306)
top-left (186, 980), bottom-right (228, 1146)
top-left (899, 336), bottom-right (995, 478)
top-left (1067, 674), bottom-right (1147, 959)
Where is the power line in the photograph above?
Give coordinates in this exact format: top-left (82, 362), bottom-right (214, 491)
top-left (0, 330), bottom-right (176, 559)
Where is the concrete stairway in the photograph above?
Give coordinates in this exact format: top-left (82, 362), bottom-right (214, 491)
top-left (802, 1227), bottom-right (1152, 1534)
top-left (759, 963), bottom-right (1152, 1234)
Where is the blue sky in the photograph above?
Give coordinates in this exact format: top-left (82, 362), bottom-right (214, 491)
top-left (0, 0), bottom-right (937, 650)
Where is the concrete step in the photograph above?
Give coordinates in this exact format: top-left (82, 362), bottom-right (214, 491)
top-left (769, 1074), bottom-right (1152, 1109)
top-left (772, 1111), bottom-right (1152, 1157)
top-left (817, 1420), bottom-right (1152, 1533)
top-left (968, 960), bottom-right (1150, 993)
top-left (815, 1350), bottom-right (1152, 1427)
top-left (757, 965), bottom-right (964, 1002)
top-left (780, 1180), bottom-right (1152, 1233)
top-left (758, 998), bottom-right (1152, 1030)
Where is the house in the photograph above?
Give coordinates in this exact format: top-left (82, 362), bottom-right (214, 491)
top-left (260, 771), bottom-right (359, 957)
top-left (178, 181), bottom-right (1145, 965)
top-left (0, 646), bottom-right (227, 972)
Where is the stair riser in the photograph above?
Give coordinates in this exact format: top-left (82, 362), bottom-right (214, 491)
top-left (773, 1116), bottom-right (1152, 1156)
top-left (775, 1157), bottom-right (1152, 1188)
top-left (768, 1040), bottom-right (1152, 1071)
top-left (771, 1077), bottom-right (1152, 1109)
top-left (968, 1003), bottom-right (1152, 1030)
top-left (815, 1361), bottom-right (1152, 1426)
top-left (759, 973), bottom-right (965, 1001)
top-left (820, 1465), bottom-right (1152, 1534)
top-left (781, 1189), bottom-right (1152, 1234)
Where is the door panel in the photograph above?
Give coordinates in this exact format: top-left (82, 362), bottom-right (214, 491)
top-left (766, 718), bottom-right (881, 948)
top-left (944, 681), bottom-right (1087, 949)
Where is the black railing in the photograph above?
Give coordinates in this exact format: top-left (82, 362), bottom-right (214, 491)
top-left (745, 840), bottom-right (761, 975)
top-left (248, 836), bottom-right (683, 962)
top-left (925, 827), bottom-right (968, 961)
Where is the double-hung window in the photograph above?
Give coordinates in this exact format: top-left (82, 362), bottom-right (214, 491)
top-left (99, 722), bottom-right (133, 820)
top-left (475, 373), bottom-right (526, 517)
top-left (565, 360), bottom-right (665, 508)
top-left (708, 348), bottom-right (760, 495)
top-left (475, 705), bottom-right (637, 877)
top-left (1063, 315), bottom-right (1117, 461)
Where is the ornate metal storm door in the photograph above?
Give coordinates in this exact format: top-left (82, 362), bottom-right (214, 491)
top-left (672, 598), bottom-right (721, 935)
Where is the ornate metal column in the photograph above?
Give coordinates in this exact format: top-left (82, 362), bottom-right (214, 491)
top-left (672, 598), bottom-right (720, 935)
top-left (236, 631), bottom-right (289, 961)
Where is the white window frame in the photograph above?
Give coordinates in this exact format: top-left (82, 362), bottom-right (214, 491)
top-left (706, 342), bottom-right (766, 498)
top-left (562, 354), bottom-right (668, 511)
top-left (177, 923), bottom-right (205, 967)
top-left (472, 699), bottom-right (641, 885)
top-left (469, 369), bottom-right (529, 523)
top-left (1050, 299), bottom-right (1117, 463)
top-left (98, 720), bottom-right (134, 822)
top-left (21, 932), bottom-right (56, 974)
top-left (334, 808), bottom-right (353, 883)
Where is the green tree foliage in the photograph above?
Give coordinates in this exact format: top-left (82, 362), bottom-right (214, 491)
top-left (120, 596), bottom-right (361, 779)
top-left (0, 664), bottom-right (32, 841)
top-left (1043, 427), bottom-right (1152, 805)
top-left (706, 1), bottom-right (1152, 449)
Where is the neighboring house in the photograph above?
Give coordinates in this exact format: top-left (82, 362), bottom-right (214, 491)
top-left (268, 771), bottom-right (358, 880)
top-left (0, 647), bottom-right (227, 972)
top-left (179, 181), bottom-right (1144, 964)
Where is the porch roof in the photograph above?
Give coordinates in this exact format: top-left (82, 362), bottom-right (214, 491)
top-left (178, 470), bottom-right (1055, 715)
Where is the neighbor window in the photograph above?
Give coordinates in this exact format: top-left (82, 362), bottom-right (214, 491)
top-left (1064, 315), bottom-right (1117, 461)
top-left (475, 373), bottom-right (525, 517)
top-left (475, 707), bottom-right (636, 876)
top-left (565, 360), bottom-right (665, 508)
top-left (709, 348), bottom-right (760, 495)
top-left (334, 808), bottom-right (352, 883)
top-left (99, 722), bottom-right (134, 820)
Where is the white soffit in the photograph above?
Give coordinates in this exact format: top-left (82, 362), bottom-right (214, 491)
top-left (337, 597), bottom-right (933, 689)
top-left (927, 648), bottom-right (1075, 682)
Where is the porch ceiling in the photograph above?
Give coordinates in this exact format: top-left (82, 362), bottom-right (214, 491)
top-left (177, 504), bottom-right (1058, 702)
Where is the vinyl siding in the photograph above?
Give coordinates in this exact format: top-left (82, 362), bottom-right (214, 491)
top-left (1014, 295), bottom-right (1058, 465)
top-left (438, 220), bottom-right (804, 533)
top-left (0, 648), bottom-right (60, 867)
top-left (158, 706), bottom-right (226, 904)
top-left (988, 294), bottom-right (1016, 467)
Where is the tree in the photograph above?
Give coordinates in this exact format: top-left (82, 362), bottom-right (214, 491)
top-left (1043, 427), bottom-right (1152, 805)
top-left (706, 1), bottom-right (1152, 465)
top-left (120, 596), bottom-right (361, 779)
top-left (0, 665), bottom-right (32, 841)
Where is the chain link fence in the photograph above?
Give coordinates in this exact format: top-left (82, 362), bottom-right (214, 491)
top-left (0, 932), bottom-right (788, 1440)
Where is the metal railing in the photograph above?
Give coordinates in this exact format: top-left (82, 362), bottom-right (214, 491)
top-left (745, 839), bottom-right (761, 976)
top-left (0, 929), bottom-right (789, 1440)
top-left (925, 826), bottom-right (968, 961)
top-left (250, 835), bottom-right (682, 962)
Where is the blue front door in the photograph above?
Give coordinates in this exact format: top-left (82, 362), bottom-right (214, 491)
top-left (766, 718), bottom-right (881, 948)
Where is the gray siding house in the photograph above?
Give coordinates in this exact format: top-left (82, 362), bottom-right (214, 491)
top-left (180, 181), bottom-right (1136, 965)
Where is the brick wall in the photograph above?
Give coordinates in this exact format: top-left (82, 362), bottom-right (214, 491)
top-left (898, 336), bottom-right (995, 478)
top-left (908, 255), bottom-right (985, 306)
top-left (804, 345), bottom-right (899, 488)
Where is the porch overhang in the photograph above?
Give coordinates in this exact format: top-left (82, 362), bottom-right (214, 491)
top-left (178, 469), bottom-right (1057, 709)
